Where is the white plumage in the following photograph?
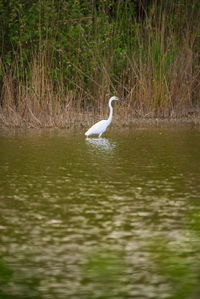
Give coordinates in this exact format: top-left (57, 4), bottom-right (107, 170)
top-left (85, 96), bottom-right (119, 138)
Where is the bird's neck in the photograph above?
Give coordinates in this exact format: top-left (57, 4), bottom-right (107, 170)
top-left (107, 99), bottom-right (113, 125)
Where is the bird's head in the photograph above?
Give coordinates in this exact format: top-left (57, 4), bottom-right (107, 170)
top-left (110, 96), bottom-right (119, 101)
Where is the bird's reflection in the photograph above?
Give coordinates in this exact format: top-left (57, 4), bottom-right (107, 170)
top-left (85, 137), bottom-right (115, 152)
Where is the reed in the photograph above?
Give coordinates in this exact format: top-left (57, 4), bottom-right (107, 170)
top-left (0, 0), bottom-right (199, 128)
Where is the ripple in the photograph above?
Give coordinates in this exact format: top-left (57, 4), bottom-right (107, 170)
top-left (85, 137), bottom-right (115, 152)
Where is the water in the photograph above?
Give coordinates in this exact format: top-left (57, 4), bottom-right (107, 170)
top-left (0, 128), bottom-right (200, 298)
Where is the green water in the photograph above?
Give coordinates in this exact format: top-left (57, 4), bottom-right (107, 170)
top-left (0, 128), bottom-right (200, 298)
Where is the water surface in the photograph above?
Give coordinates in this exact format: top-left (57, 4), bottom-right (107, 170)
top-left (0, 128), bottom-right (200, 298)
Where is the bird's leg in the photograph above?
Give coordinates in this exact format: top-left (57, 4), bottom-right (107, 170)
top-left (98, 133), bottom-right (103, 138)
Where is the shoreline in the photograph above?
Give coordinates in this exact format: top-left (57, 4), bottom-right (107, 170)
top-left (0, 111), bottom-right (199, 130)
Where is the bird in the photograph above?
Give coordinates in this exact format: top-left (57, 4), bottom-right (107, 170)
top-left (85, 96), bottom-right (119, 138)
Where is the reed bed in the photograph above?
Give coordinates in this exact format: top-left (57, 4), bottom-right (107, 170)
top-left (0, 0), bottom-right (199, 128)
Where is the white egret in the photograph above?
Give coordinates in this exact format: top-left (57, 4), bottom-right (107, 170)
top-left (85, 96), bottom-right (119, 138)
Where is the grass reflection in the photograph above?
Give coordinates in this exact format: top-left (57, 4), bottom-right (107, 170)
top-left (80, 207), bottom-right (200, 298)
top-left (149, 208), bottom-right (200, 299)
top-left (81, 249), bottom-right (130, 299)
top-left (1, 230), bottom-right (200, 299)
top-left (150, 240), bottom-right (199, 299)
top-left (0, 257), bottom-right (40, 299)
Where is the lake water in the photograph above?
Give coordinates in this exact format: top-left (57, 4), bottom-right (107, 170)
top-left (0, 127), bottom-right (200, 298)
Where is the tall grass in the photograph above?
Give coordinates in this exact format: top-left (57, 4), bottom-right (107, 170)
top-left (0, 0), bottom-right (199, 128)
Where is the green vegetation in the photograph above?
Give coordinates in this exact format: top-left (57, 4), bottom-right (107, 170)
top-left (0, 257), bottom-right (40, 298)
top-left (81, 250), bottom-right (130, 298)
top-left (150, 240), bottom-right (200, 299)
top-left (0, 0), bottom-right (200, 127)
